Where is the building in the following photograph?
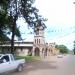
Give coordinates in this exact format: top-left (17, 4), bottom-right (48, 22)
top-left (32, 26), bottom-right (59, 56)
top-left (0, 41), bottom-right (33, 56)
top-left (0, 26), bottom-right (59, 56)
top-left (48, 43), bottom-right (59, 55)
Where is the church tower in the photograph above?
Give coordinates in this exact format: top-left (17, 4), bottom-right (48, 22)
top-left (32, 26), bottom-right (45, 56)
top-left (34, 26), bottom-right (45, 45)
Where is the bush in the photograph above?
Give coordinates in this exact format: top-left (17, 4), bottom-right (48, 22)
top-left (16, 56), bottom-right (41, 62)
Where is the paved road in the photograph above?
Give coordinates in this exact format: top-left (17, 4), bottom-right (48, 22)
top-left (4, 55), bottom-right (75, 75)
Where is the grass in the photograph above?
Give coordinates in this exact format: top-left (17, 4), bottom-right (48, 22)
top-left (16, 56), bottom-right (41, 62)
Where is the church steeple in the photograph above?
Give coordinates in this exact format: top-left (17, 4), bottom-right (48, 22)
top-left (34, 26), bottom-right (45, 45)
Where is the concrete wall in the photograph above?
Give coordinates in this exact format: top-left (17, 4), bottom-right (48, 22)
top-left (16, 48), bottom-right (29, 56)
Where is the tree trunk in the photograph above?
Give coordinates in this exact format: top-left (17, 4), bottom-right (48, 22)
top-left (10, 0), bottom-right (17, 54)
top-left (11, 19), bottom-right (16, 54)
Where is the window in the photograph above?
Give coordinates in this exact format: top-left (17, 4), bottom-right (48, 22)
top-left (10, 55), bottom-right (14, 61)
top-left (39, 39), bottom-right (40, 44)
top-left (36, 30), bottom-right (39, 35)
top-left (1, 55), bottom-right (9, 62)
top-left (37, 39), bottom-right (38, 44)
top-left (35, 39), bottom-right (36, 44)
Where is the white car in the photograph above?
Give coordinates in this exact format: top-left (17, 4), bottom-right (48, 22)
top-left (57, 54), bottom-right (63, 58)
top-left (0, 54), bottom-right (25, 74)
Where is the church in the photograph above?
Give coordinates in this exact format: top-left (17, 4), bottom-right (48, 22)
top-left (0, 26), bottom-right (59, 56)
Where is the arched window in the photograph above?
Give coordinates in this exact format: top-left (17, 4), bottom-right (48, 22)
top-left (39, 39), bottom-right (40, 44)
top-left (37, 39), bottom-right (38, 44)
top-left (35, 39), bottom-right (36, 44)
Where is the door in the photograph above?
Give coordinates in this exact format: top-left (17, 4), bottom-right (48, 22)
top-left (35, 47), bottom-right (40, 56)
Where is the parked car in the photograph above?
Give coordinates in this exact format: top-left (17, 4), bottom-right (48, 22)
top-left (0, 54), bottom-right (25, 73)
top-left (57, 54), bottom-right (63, 58)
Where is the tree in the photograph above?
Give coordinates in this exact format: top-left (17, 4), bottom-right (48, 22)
top-left (0, 0), bottom-right (10, 41)
top-left (0, 0), bottom-right (47, 54)
top-left (0, 0), bottom-right (21, 53)
top-left (0, 0), bottom-right (21, 39)
top-left (73, 41), bottom-right (75, 55)
top-left (7, 0), bottom-right (46, 54)
top-left (55, 45), bottom-right (69, 54)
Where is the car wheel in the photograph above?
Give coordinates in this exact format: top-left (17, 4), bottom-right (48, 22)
top-left (17, 64), bottom-right (23, 72)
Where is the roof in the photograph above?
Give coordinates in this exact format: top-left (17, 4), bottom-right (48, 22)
top-left (0, 41), bottom-right (33, 44)
top-left (0, 41), bottom-right (33, 47)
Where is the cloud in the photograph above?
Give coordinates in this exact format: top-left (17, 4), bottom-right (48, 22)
top-left (35, 0), bottom-right (75, 25)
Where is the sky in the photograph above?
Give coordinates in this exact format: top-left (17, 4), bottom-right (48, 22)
top-left (17, 0), bottom-right (75, 50)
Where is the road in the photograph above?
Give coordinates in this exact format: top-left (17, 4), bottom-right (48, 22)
top-left (5, 54), bottom-right (75, 75)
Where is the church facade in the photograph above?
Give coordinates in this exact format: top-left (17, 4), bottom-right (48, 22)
top-left (32, 26), bottom-right (59, 56)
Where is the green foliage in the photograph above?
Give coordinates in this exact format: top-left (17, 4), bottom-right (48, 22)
top-left (0, 0), bottom-right (21, 42)
top-left (16, 56), bottom-right (41, 62)
top-left (55, 45), bottom-right (69, 54)
top-left (0, 1), bottom-right (10, 41)
top-left (0, 0), bottom-right (47, 41)
top-left (8, 0), bottom-right (47, 29)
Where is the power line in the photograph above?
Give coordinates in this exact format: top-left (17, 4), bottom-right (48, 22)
top-left (52, 31), bottom-right (75, 40)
